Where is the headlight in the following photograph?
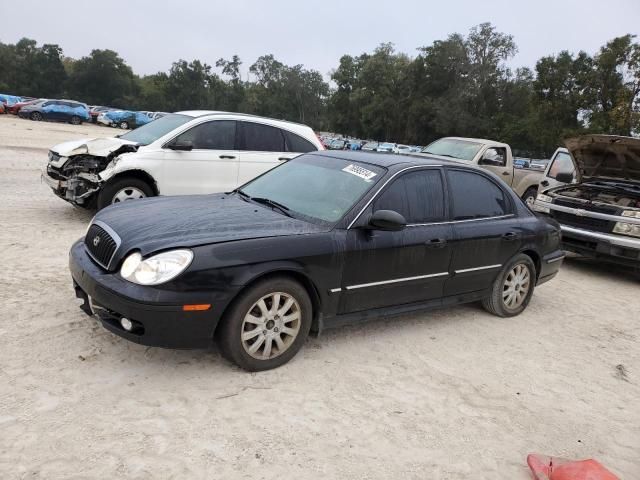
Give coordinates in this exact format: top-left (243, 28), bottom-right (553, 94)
top-left (613, 222), bottom-right (640, 238)
top-left (536, 193), bottom-right (553, 203)
top-left (120, 249), bottom-right (193, 285)
top-left (621, 210), bottom-right (640, 219)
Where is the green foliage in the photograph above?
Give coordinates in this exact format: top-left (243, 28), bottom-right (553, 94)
top-left (1, 27), bottom-right (639, 154)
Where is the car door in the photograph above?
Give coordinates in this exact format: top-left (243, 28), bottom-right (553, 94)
top-left (339, 168), bottom-right (454, 314)
top-left (236, 121), bottom-right (291, 186)
top-left (539, 149), bottom-right (576, 192)
top-left (42, 101), bottom-right (63, 121)
top-left (160, 120), bottom-right (239, 195)
top-left (443, 168), bottom-right (523, 297)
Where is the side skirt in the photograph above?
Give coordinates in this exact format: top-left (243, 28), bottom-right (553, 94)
top-left (322, 289), bottom-right (489, 331)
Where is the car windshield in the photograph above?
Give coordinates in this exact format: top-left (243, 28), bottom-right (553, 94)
top-left (422, 138), bottom-right (483, 161)
top-left (239, 155), bottom-right (385, 224)
top-left (119, 113), bottom-right (192, 146)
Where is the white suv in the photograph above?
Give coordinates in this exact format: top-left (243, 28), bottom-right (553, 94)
top-left (43, 111), bottom-right (323, 209)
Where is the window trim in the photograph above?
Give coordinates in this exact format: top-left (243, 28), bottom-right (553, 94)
top-left (444, 167), bottom-right (514, 221)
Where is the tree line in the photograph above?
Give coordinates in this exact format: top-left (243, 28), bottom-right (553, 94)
top-left (1, 23), bottom-right (639, 156)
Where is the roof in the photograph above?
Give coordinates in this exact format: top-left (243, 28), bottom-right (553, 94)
top-left (310, 150), bottom-right (452, 168)
top-left (441, 137), bottom-right (509, 148)
top-left (176, 110), bottom-right (311, 128)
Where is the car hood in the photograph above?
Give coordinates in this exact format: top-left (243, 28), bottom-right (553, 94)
top-left (564, 135), bottom-right (640, 182)
top-left (94, 194), bottom-right (330, 258)
top-left (51, 137), bottom-right (137, 157)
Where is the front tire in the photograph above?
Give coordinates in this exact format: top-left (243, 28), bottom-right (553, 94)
top-left (70, 115), bottom-right (82, 125)
top-left (216, 277), bottom-right (312, 371)
top-left (119, 121), bottom-right (130, 129)
top-left (30, 112), bottom-right (43, 121)
top-left (96, 177), bottom-right (154, 210)
top-left (522, 187), bottom-right (538, 207)
top-left (482, 253), bottom-right (536, 317)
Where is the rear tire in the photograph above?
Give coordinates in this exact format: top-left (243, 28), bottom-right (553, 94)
top-left (96, 177), bottom-right (154, 210)
top-left (70, 115), bottom-right (82, 125)
top-left (216, 276), bottom-right (312, 371)
top-left (482, 253), bottom-right (536, 317)
top-left (522, 187), bottom-right (538, 207)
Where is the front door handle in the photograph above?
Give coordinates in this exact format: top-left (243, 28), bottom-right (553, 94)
top-left (219, 155), bottom-right (236, 159)
top-left (502, 232), bottom-right (520, 241)
top-left (502, 171), bottom-right (510, 176)
top-left (425, 238), bottom-right (446, 248)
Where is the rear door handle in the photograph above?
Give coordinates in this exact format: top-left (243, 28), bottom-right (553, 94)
top-left (502, 232), bottom-right (520, 241)
top-left (425, 238), bottom-right (446, 248)
top-left (219, 155), bottom-right (236, 159)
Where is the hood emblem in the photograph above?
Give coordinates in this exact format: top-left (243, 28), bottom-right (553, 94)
top-left (93, 236), bottom-right (101, 247)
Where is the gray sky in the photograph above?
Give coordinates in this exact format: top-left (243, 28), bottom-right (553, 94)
top-left (1, 0), bottom-right (639, 79)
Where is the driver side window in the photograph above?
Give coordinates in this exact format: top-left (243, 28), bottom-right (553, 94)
top-left (548, 152), bottom-right (575, 179)
top-left (174, 120), bottom-right (236, 150)
top-left (482, 147), bottom-right (507, 167)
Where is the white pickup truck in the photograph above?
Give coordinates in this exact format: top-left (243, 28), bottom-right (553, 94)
top-left (418, 137), bottom-right (544, 205)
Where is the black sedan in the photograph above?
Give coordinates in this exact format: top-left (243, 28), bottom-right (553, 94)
top-left (69, 151), bottom-right (564, 371)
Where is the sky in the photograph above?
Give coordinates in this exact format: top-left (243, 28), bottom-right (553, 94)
top-left (1, 0), bottom-right (639, 79)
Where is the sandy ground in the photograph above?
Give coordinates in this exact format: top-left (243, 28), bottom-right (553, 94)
top-left (0, 115), bottom-right (638, 479)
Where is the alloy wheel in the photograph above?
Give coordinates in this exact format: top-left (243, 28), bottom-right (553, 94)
top-left (112, 187), bottom-right (146, 203)
top-left (241, 292), bottom-right (301, 360)
top-left (503, 264), bottom-right (531, 309)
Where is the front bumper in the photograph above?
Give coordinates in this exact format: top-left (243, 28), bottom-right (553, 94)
top-left (69, 240), bottom-right (241, 348)
top-left (560, 225), bottom-right (640, 267)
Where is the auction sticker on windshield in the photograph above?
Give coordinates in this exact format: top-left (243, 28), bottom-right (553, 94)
top-left (342, 164), bottom-right (377, 181)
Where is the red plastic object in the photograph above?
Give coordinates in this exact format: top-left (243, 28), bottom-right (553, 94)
top-left (527, 454), bottom-right (619, 480)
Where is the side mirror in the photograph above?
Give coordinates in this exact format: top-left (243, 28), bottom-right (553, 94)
top-left (168, 140), bottom-right (193, 151)
top-left (479, 156), bottom-right (503, 166)
top-left (368, 210), bottom-right (407, 231)
top-left (555, 172), bottom-right (574, 184)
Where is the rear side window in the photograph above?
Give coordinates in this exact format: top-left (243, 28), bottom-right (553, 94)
top-left (283, 130), bottom-right (317, 153)
top-left (373, 169), bottom-right (445, 223)
top-left (447, 170), bottom-right (509, 220)
top-left (175, 120), bottom-right (236, 150)
top-left (237, 121), bottom-right (285, 152)
top-left (548, 151), bottom-right (575, 179)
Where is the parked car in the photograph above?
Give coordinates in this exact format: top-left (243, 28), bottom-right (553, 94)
top-left (7, 98), bottom-right (42, 114)
top-left (328, 139), bottom-right (347, 150)
top-left (97, 110), bottom-right (152, 129)
top-left (0, 94), bottom-right (22, 106)
top-left (69, 151), bottom-right (563, 371)
top-left (393, 144), bottom-right (411, 154)
top-left (419, 137), bottom-right (543, 206)
top-left (514, 158), bottom-right (531, 169)
top-left (530, 159), bottom-right (549, 171)
top-left (361, 141), bottom-right (379, 152)
top-left (533, 135), bottom-right (640, 275)
top-left (43, 111), bottom-right (324, 209)
top-left (18, 99), bottom-right (90, 124)
top-left (376, 142), bottom-right (395, 153)
top-left (89, 106), bottom-right (116, 123)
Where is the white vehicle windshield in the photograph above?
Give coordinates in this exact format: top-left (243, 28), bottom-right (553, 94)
top-left (422, 138), bottom-right (483, 161)
top-left (119, 114), bottom-right (192, 146)
top-left (239, 155), bottom-right (385, 224)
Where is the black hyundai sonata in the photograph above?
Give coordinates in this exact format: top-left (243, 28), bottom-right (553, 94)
top-left (70, 151), bottom-right (564, 370)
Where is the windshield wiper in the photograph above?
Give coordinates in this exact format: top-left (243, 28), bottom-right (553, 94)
top-left (238, 193), bottom-right (292, 217)
top-left (423, 151), bottom-right (458, 159)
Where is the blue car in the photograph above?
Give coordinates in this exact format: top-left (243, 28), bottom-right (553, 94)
top-left (18, 99), bottom-right (90, 125)
top-left (98, 110), bottom-right (153, 129)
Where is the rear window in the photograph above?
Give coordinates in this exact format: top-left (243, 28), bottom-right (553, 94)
top-left (238, 121), bottom-right (285, 152)
top-left (447, 170), bottom-right (510, 220)
top-left (283, 130), bottom-right (317, 153)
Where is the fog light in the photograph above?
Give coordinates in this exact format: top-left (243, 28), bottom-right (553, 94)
top-left (120, 317), bottom-right (133, 331)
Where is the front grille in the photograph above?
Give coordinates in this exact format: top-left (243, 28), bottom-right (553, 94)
top-left (554, 197), bottom-right (620, 215)
top-left (551, 211), bottom-right (614, 233)
top-left (85, 223), bottom-right (119, 270)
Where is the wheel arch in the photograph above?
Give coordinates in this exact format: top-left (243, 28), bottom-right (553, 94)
top-left (214, 268), bottom-right (324, 338)
top-left (103, 169), bottom-right (159, 195)
top-left (520, 248), bottom-right (541, 280)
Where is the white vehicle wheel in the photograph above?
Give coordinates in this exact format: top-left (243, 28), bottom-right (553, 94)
top-left (112, 187), bottom-right (146, 203)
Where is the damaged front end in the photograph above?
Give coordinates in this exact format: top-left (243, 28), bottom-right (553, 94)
top-left (43, 139), bottom-right (139, 207)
